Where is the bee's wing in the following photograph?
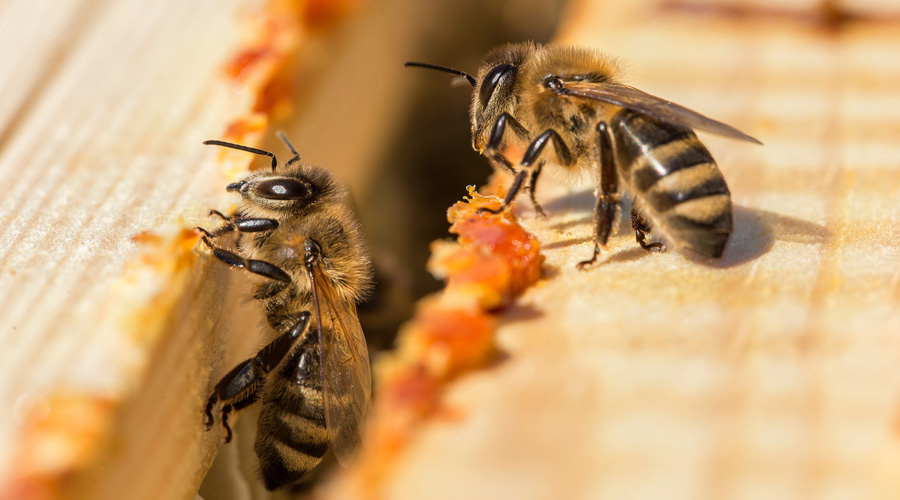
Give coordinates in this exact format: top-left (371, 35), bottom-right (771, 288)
top-left (309, 261), bottom-right (371, 466)
top-left (559, 80), bottom-right (762, 145)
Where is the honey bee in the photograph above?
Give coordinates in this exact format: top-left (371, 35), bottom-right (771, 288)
top-left (406, 42), bottom-right (761, 266)
top-left (199, 133), bottom-right (373, 490)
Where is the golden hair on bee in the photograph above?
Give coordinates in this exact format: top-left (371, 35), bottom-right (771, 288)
top-left (406, 42), bottom-right (761, 266)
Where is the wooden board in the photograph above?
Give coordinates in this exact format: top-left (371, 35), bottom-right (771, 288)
top-left (0, 0), bottom-right (315, 498)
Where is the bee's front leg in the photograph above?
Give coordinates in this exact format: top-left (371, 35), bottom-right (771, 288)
top-left (196, 210), bottom-right (279, 240)
top-left (483, 112), bottom-right (528, 175)
top-left (479, 113), bottom-right (532, 216)
top-left (480, 126), bottom-right (573, 217)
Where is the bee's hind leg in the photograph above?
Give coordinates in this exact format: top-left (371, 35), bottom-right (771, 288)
top-left (630, 208), bottom-right (665, 252)
top-left (203, 313), bottom-right (312, 443)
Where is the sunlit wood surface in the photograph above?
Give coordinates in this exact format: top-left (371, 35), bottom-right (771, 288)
top-left (0, 1), bottom-right (261, 498)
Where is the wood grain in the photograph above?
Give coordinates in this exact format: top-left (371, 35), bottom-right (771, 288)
top-left (0, 0), bottom-right (291, 498)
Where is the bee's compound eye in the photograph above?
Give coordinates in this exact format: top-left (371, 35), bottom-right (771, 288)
top-left (254, 178), bottom-right (312, 200)
top-left (478, 63), bottom-right (515, 108)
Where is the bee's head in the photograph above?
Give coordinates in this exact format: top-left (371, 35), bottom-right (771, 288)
top-left (469, 42), bottom-right (537, 152)
top-left (404, 42), bottom-right (534, 152)
top-left (467, 64), bottom-right (516, 151)
top-left (204, 136), bottom-right (341, 218)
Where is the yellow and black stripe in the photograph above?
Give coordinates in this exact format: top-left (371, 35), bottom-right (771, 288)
top-left (253, 348), bottom-right (329, 490)
top-left (612, 110), bottom-right (733, 258)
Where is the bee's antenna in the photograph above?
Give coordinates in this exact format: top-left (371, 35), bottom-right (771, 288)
top-left (204, 139), bottom-right (278, 171)
top-left (404, 61), bottom-right (476, 87)
top-left (276, 131), bottom-right (301, 170)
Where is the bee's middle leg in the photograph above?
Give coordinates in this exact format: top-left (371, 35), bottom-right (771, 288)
top-left (578, 122), bottom-right (618, 270)
top-left (526, 161), bottom-right (546, 217)
top-left (516, 128), bottom-right (574, 217)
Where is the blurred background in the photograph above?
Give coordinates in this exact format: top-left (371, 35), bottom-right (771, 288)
top-left (273, 0), bottom-right (570, 351)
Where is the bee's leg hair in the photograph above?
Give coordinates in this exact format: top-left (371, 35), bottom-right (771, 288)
top-left (255, 312), bottom-right (314, 374)
top-left (222, 393), bottom-right (261, 443)
top-left (206, 362), bottom-right (264, 444)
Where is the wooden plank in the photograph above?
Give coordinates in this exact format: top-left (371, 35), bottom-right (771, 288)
top-left (0, 0), bottom-right (300, 498)
top-left (0, 0), bottom-right (94, 140)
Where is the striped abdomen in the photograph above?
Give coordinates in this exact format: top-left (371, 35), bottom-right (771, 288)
top-left (254, 348), bottom-right (328, 490)
top-left (611, 110), bottom-right (733, 258)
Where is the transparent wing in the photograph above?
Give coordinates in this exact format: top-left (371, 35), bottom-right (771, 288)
top-left (558, 80), bottom-right (762, 144)
top-left (309, 260), bottom-right (371, 466)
